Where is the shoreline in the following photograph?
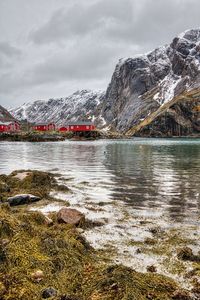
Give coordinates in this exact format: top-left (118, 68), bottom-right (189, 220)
top-left (1, 131), bottom-right (200, 143)
top-left (0, 169), bottom-right (199, 299)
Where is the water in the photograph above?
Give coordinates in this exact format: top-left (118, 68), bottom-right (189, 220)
top-left (1, 138), bottom-right (200, 285)
top-left (0, 138), bottom-right (200, 223)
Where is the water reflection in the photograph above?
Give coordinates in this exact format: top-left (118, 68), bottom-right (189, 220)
top-left (0, 139), bottom-right (200, 223)
top-left (103, 140), bottom-right (200, 222)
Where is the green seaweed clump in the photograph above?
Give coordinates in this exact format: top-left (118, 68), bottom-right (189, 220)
top-left (0, 170), bottom-right (60, 202)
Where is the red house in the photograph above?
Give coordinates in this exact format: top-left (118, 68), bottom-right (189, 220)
top-left (32, 122), bottom-right (56, 132)
top-left (0, 121), bottom-right (20, 132)
top-left (59, 121), bottom-right (96, 132)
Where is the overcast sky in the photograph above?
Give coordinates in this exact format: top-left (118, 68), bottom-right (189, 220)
top-left (0, 0), bottom-right (200, 108)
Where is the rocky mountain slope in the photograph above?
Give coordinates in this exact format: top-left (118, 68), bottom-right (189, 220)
top-left (10, 90), bottom-right (105, 126)
top-left (0, 105), bottom-right (16, 122)
top-left (10, 29), bottom-right (200, 136)
top-left (102, 28), bottom-right (200, 136)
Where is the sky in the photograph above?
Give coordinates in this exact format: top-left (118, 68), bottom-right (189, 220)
top-left (0, 0), bottom-right (200, 108)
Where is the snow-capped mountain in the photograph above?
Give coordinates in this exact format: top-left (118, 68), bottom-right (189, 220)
top-left (10, 90), bottom-right (105, 126)
top-left (102, 28), bottom-right (200, 135)
top-left (10, 29), bottom-right (200, 136)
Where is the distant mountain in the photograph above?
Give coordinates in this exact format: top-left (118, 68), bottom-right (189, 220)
top-left (10, 90), bottom-right (105, 126)
top-left (0, 105), bottom-right (16, 122)
top-left (10, 29), bottom-right (200, 136)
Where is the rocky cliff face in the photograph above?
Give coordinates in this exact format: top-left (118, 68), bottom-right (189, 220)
top-left (10, 90), bottom-right (105, 126)
top-left (102, 29), bottom-right (200, 135)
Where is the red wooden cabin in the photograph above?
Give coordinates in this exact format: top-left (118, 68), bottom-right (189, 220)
top-left (0, 121), bottom-right (20, 132)
top-left (59, 121), bottom-right (95, 132)
top-left (32, 122), bottom-right (56, 132)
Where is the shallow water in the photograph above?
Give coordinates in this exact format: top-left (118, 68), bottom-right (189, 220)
top-left (1, 138), bottom-right (200, 286)
top-left (0, 138), bottom-right (200, 224)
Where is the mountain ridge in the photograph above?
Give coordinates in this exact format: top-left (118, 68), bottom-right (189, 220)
top-left (9, 28), bottom-right (200, 136)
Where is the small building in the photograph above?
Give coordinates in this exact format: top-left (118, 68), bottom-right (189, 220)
top-left (0, 121), bottom-right (20, 132)
top-left (59, 121), bottom-right (95, 132)
top-left (31, 122), bottom-right (56, 132)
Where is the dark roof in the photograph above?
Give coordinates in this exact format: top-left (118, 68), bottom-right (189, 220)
top-left (61, 121), bottom-right (94, 126)
top-left (32, 122), bottom-right (55, 126)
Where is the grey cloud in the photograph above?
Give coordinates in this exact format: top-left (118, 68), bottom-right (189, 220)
top-left (1, 0), bottom-right (200, 108)
top-left (30, 0), bottom-right (200, 49)
top-left (30, 0), bottom-right (133, 44)
top-left (31, 40), bottom-right (125, 84)
top-left (0, 42), bottom-right (21, 57)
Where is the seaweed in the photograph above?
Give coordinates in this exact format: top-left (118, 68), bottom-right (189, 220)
top-left (0, 207), bottom-right (186, 300)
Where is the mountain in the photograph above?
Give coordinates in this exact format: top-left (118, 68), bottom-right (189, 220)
top-left (10, 90), bottom-right (105, 126)
top-left (10, 29), bottom-right (200, 136)
top-left (102, 28), bottom-right (200, 136)
top-left (0, 105), bottom-right (16, 122)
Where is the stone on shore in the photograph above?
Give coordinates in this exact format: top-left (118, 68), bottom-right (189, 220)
top-left (7, 194), bottom-right (41, 206)
top-left (42, 287), bottom-right (57, 298)
top-left (57, 208), bottom-right (85, 226)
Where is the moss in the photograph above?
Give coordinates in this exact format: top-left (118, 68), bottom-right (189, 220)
top-left (0, 207), bottom-right (187, 300)
top-left (0, 170), bottom-right (66, 205)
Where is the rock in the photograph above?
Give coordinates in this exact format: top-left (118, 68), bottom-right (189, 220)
top-left (31, 270), bottom-right (44, 282)
top-left (147, 265), bottom-right (157, 273)
top-left (171, 290), bottom-right (192, 300)
top-left (57, 208), bottom-right (85, 226)
top-left (42, 287), bottom-right (57, 298)
top-left (177, 247), bottom-right (194, 261)
top-left (7, 194), bottom-right (41, 206)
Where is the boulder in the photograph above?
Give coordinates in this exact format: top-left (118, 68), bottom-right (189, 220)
top-left (57, 208), bottom-right (85, 226)
top-left (7, 194), bottom-right (40, 206)
top-left (42, 287), bottom-right (57, 299)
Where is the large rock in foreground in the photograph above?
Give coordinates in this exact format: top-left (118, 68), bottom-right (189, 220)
top-left (57, 208), bottom-right (85, 226)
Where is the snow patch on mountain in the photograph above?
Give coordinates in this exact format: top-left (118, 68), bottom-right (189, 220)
top-left (10, 90), bottom-right (105, 126)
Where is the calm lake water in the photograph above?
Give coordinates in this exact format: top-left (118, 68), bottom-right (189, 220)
top-left (0, 138), bottom-right (200, 224)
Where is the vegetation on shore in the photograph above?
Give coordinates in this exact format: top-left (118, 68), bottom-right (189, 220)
top-left (0, 204), bottom-right (189, 300)
top-left (0, 170), bottom-right (197, 299)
